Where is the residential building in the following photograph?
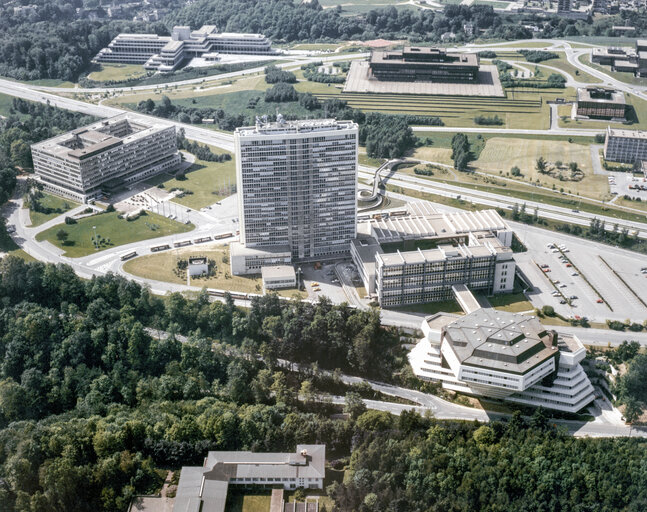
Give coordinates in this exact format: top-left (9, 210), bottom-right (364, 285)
top-left (604, 127), bottom-right (647, 163)
top-left (575, 87), bottom-right (626, 119)
top-left (408, 309), bottom-right (596, 412)
top-left (351, 203), bottom-right (515, 307)
top-left (261, 265), bottom-right (297, 292)
top-left (95, 25), bottom-right (274, 72)
top-left (30, 114), bottom-right (180, 202)
top-left (368, 47), bottom-right (480, 82)
top-left (557, 0), bottom-right (571, 12)
top-left (174, 445), bottom-right (325, 512)
top-left (231, 117), bottom-right (358, 275)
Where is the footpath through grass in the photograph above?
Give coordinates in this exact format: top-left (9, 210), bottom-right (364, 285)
top-left (36, 211), bottom-right (193, 257)
top-left (27, 193), bottom-right (80, 227)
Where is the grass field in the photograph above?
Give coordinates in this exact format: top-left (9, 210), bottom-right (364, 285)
top-left (123, 245), bottom-right (307, 297)
top-left (483, 292), bottom-right (534, 312)
top-left (36, 211), bottom-right (193, 258)
top-left (533, 54), bottom-right (602, 84)
top-left (390, 299), bottom-right (465, 315)
top-left (315, 87), bottom-right (571, 130)
top-left (87, 64), bottom-right (149, 82)
top-left (150, 152), bottom-right (236, 210)
top-left (28, 193), bottom-right (80, 227)
top-left (411, 146), bottom-right (454, 165)
top-left (225, 492), bottom-right (271, 512)
top-left (474, 137), bottom-right (607, 198)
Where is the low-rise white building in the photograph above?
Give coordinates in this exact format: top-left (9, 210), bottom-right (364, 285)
top-left (174, 445), bottom-right (325, 512)
top-left (188, 257), bottom-right (209, 277)
top-left (261, 265), bottom-right (297, 292)
top-left (409, 309), bottom-right (595, 413)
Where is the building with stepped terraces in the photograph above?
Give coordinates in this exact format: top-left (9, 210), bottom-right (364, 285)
top-left (408, 308), bottom-right (596, 413)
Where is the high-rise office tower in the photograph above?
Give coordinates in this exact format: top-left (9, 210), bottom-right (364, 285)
top-left (230, 116), bottom-right (358, 275)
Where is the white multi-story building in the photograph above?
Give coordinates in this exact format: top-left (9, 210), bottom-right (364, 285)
top-left (174, 445), bottom-right (325, 512)
top-left (95, 25), bottom-right (274, 72)
top-left (30, 114), bottom-right (180, 202)
top-left (409, 309), bottom-right (596, 413)
top-left (230, 117), bottom-right (358, 275)
top-left (604, 126), bottom-right (647, 164)
top-left (351, 203), bottom-right (516, 307)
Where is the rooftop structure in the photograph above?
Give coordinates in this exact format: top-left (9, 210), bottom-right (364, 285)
top-left (94, 24), bottom-right (274, 72)
top-left (369, 46), bottom-right (480, 82)
top-left (576, 87), bottom-right (626, 120)
top-left (409, 309), bottom-right (595, 412)
top-left (174, 445), bottom-right (325, 512)
top-left (351, 203), bottom-right (515, 307)
top-left (30, 114), bottom-right (180, 202)
top-left (604, 126), bottom-right (647, 163)
top-left (261, 265), bottom-right (297, 292)
top-left (231, 117), bottom-right (358, 274)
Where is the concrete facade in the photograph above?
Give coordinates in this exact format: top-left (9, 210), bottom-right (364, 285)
top-left (95, 25), bottom-right (273, 72)
top-left (231, 118), bottom-right (358, 274)
top-left (408, 310), bottom-right (596, 412)
top-left (604, 126), bottom-right (647, 164)
top-left (30, 114), bottom-right (180, 202)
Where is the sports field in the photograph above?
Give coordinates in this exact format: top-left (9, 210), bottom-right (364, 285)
top-left (36, 211), bottom-right (194, 257)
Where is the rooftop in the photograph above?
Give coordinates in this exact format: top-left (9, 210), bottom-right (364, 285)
top-left (607, 127), bottom-right (647, 139)
top-left (31, 113), bottom-right (173, 161)
top-left (371, 46), bottom-right (479, 67)
top-left (236, 118), bottom-right (357, 138)
top-left (577, 87), bottom-right (625, 105)
top-left (442, 309), bottom-right (557, 375)
top-left (261, 265), bottom-right (296, 280)
top-left (229, 242), bottom-right (291, 257)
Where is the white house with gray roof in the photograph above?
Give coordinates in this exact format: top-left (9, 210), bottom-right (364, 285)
top-left (173, 445), bottom-right (325, 512)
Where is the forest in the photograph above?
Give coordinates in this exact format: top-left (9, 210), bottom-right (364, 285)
top-left (0, 259), bottom-right (646, 511)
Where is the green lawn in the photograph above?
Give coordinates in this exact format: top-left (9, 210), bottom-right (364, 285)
top-left (153, 153), bottom-right (236, 210)
top-left (27, 193), bottom-right (80, 227)
top-left (87, 63), bottom-right (149, 82)
top-left (390, 299), bottom-right (465, 315)
top-left (36, 211), bottom-right (194, 257)
top-left (224, 492), bottom-right (271, 512)
top-left (0, 93), bottom-right (19, 117)
top-left (483, 292), bottom-right (534, 312)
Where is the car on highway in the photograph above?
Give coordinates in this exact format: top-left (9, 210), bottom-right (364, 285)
top-left (572, 272), bottom-right (579, 276)
top-left (596, 299), bottom-right (604, 303)
top-left (552, 291), bottom-right (560, 297)
top-left (559, 284), bottom-right (567, 288)
top-left (560, 299), bottom-right (567, 304)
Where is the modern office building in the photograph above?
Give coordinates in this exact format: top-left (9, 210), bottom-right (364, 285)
top-left (30, 114), bottom-right (180, 202)
top-left (95, 25), bottom-right (274, 72)
top-left (261, 265), bottom-right (297, 292)
top-left (604, 127), bottom-right (647, 163)
top-left (408, 309), bottom-right (596, 412)
top-left (351, 203), bottom-right (515, 307)
top-left (575, 87), bottom-right (626, 119)
top-left (230, 117), bottom-right (358, 275)
top-left (174, 445), bottom-right (325, 512)
top-left (368, 47), bottom-right (480, 82)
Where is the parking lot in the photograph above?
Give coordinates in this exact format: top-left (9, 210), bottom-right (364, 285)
top-left (607, 171), bottom-right (647, 200)
top-left (515, 224), bottom-right (647, 323)
top-left (300, 261), bottom-right (366, 306)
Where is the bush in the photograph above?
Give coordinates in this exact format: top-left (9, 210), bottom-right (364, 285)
top-left (542, 305), bottom-right (555, 317)
top-left (607, 320), bottom-right (626, 331)
top-left (106, 204), bottom-right (115, 213)
top-left (519, 50), bottom-right (559, 63)
top-left (64, 216), bottom-right (77, 225)
top-left (474, 114), bottom-right (503, 126)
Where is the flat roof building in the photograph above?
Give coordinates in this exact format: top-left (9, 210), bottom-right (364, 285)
top-left (174, 445), bottom-right (325, 512)
top-left (408, 309), bottom-right (595, 412)
top-left (604, 126), bottom-right (647, 163)
top-left (231, 117), bottom-right (358, 275)
top-left (369, 46), bottom-right (480, 82)
top-left (576, 87), bottom-right (625, 120)
top-left (261, 265), bottom-right (297, 292)
top-left (351, 203), bottom-right (515, 307)
top-left (95, 25), bottom-right (274, 72)
top-left (30, 114), bottom-right (180, 202)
